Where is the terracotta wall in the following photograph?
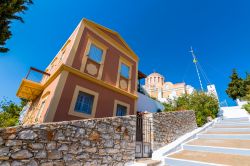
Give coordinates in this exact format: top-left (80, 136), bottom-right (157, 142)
top-left (23, 74), bottom-right (62, 124)
top-left (71, 28), bottom-right (137, 93)
top-left (42, 23), bottom-right (81, 81)
top-left (53, 73), bottom-right (135, 122)
top-left (26, 25), bottom-right (138, 123)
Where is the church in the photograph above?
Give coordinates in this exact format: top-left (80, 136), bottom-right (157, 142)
top-left (143, 72), bottom-right (194, 102)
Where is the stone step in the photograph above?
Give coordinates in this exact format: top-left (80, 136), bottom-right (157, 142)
top-left (183, 144), bottom-right (250, 156)
top-left (208, 128), bottom-right (250, 132)
top-left (203, 131), bottom-right (250, 134)
top-left (166, 150), bottom-right (250, 166)
top-left (134, 159), bottom-right (161, 166)
top-left (220, 117), bottom-right (249, 122)
top-left (213, 124), bottom-right (250, 128)
top-left (164, 157), bottom-right (220, 166)
top-left (216, 121), bottom-right (250, 125)
top-left (197, 133), bottom-right (250, 140)
top-left (186, 138), bottom-right (250, 150)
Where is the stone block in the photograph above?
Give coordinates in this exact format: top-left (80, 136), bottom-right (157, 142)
top-left (0, 147), bottom-right (9, 156)
top-left (0, 137), bottom-right (3, 145)
top-left (46, 141), bottom-right (56, 150)
top-left (11, 150), bottom-right (33, 159)
top-left (0, 161), bottom-right (10, 166)
top-left (5, 140), bottom-right (22, 146)
top-left (18, 130), bottom-right (37, 140)
top-left (48, 150), bottom-right (62, 159)
top-left (85, 147), bottom-right (97, 153)
top-left (28, 143), bottom-right (44, 150)
top-left (35, 150), bottom-right (47, 159)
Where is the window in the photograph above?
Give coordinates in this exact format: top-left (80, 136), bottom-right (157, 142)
top-left (116, 104), bottom-right (127, 116)
top-left (69, 86), bottom-right (99, 118)
top-left (35, 100), bottom-right (46, 121)
top-left (113, 100), bottom-right (130, 116)
top-left (74, 91), bottom-right (94, 115)
top-left (120, 63), bottom-right (130, 79)
top-left (88, 44), bottom-right (103, 63)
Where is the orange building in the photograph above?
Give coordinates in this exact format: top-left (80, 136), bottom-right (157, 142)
top-left (17, 19), bottom-right (140, 124)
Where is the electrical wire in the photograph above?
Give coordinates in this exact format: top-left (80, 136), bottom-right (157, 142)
top-left (197, 62), bottom-right (211, 85)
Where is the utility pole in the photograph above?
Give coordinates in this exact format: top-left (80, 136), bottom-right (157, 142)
top-left (190, 47), bottom-right (204, 91)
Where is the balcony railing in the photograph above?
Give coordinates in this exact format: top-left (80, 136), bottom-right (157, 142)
top-left (16, 67), bottom-right (50, 101)
top-left (25, 67), bottom-right (50, 83)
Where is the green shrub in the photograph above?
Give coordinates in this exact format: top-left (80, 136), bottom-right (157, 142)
top-left (243, 103), bottom-right (250, 114)
top-left (163, 92), bottom-right (219, 127)
top-left (0, 99), bottom-right (27, 128)
top-left (162, 102), bottom-right (174, 112)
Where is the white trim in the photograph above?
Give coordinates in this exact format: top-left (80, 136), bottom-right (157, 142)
top-left (164, 157), bottom-right (227, 166)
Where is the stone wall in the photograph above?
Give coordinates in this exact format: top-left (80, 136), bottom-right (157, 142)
top-left (152, 110), bottom-right (197, 151)
top-left (0, 116), bottom-right (136, 166)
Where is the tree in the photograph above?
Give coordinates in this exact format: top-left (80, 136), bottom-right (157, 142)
top-left (0, 0), bottom-right (33, 53)
top-left (226, 69), bottom-right (246, 100)
top-left (163, 92), bottom-right (219, 127)
top-left (243, 73), bottom-right (250, 101)
top-left (0, 98), bottom-right (26, 128)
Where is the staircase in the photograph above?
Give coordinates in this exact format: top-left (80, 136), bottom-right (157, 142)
top-left (165, 117), bottom-right (250, 166)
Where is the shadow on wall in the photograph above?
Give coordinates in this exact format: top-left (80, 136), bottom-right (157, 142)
top-left (137, 92), bottom-right (164, 113)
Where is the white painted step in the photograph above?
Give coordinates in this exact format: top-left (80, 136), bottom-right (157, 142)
top-left (213, 123), bottom-right (250, 127)
top-left (216, 121), bottom-right (250, 125)
top-left (197, 134), bottom-right (250, 140)
top-left (183, 144), bottom-right (250, 156)
top-left (220, 106), bottom-right (249, 118)
top-left (208, 128), bottom-right (250, 132)
top-left (220, 117), bottom-right (249, 121)
top-left (164, 157), bottom-right (225, 166)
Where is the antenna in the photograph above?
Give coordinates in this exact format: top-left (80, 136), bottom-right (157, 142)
top-left (190, 47), bottom-right (204, 91)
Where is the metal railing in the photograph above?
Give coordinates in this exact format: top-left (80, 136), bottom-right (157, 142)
top-left (25, 67), bottom-right (50, 83)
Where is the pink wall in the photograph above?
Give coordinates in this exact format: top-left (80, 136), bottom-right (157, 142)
top-left (53, 73), bottom-right (135, 122)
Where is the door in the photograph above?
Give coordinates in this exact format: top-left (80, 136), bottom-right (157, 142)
top-left (135, 112), bottom-right (152, 158)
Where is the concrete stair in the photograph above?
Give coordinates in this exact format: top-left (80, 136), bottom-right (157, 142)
top-left (164, 117), bottom-right (250, 166)
top-left (134, 158), bottom-right (162, 166)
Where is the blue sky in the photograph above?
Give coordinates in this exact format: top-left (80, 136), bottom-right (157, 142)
top-left (1, 0), bottom-right (250, 106)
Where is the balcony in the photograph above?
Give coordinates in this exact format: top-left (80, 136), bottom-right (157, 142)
top-left (138, 70), bottom-right (147, 94)
top-left (16, 67), bottom-right (50, 101)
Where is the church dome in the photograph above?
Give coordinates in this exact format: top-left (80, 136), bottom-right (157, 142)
top-left (148, 72), bottom-right (164, 79)
top-left (146, 72), bottom-right (165, 86)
